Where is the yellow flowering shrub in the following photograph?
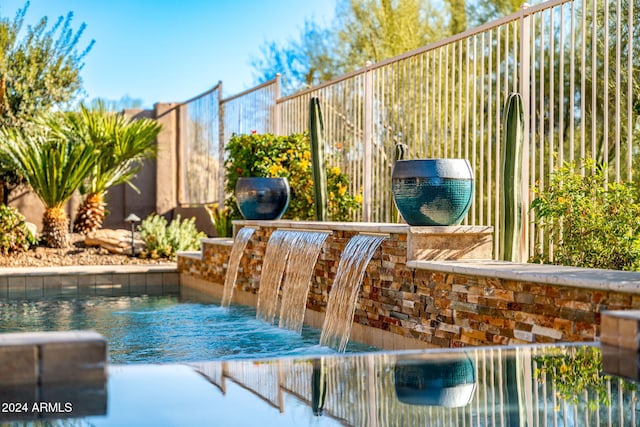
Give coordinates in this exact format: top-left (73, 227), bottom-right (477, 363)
top-left (225, 132), bottom-right (360, 221)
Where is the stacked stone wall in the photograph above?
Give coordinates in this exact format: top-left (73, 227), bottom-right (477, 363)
top-left (178, 225), bottom-right (640, 348)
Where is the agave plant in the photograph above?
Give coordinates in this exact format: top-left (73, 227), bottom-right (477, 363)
top-left (0, 115), bottom-right (99, 248)
top-left (60, 103), bottom-right (161, 233)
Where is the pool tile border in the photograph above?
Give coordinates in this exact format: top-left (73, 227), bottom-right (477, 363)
top-left (0, 264), bottom-right (178, 299)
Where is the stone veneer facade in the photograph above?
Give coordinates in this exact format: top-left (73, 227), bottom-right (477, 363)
top-left (178, 221), bottom-right (640, 349)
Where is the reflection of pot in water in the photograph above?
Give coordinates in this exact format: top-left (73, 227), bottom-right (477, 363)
top-left (394, 353), bottom-right (476, 408)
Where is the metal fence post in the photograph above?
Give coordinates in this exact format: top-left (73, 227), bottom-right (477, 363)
top-left (274, 73), bottom-right (281, 135)
top-left (218, 80), bottom-right (225, 207)
top-left (519, 5), bottom-right (531, 262)
top-left (363, 61), bottom-right (374, 222)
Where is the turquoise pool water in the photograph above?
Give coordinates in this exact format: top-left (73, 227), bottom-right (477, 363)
top-left (0, 291), bottom-right (375, 363)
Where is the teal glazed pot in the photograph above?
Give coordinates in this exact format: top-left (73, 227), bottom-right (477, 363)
top-left (392, 159), bottom-right (474, 226)
top-left (235, 177), bottom-right (290, 220)
top-left (394, 354), bottom-right (476, 408)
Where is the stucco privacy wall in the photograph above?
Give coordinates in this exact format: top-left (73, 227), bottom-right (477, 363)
top-left (177, 221), bottom-right (640, 349)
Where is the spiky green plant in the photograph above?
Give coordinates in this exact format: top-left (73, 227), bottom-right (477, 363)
top-left (499, 92), bottom-right (523, 262)
top-left (60, 103), bottom-right (161, 233)
top-left (0, 114), bottom-right (99, 247)
top-left (309, 97), bottom-right (328, 221)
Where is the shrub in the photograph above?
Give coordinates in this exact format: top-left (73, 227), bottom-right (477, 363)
top-left (0, 205), bottom-right (36, 254)
top-left (531, 159), bottom-right (640, 270)
top-left (225, 132), bottom-right (361, 221)
top-left (138, 214), bottom-right (205, 259)
top-left (205, 203), bottom-right (233, 237)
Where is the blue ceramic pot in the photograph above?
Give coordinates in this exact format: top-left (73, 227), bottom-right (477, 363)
top-left (236, 177), bottom-right (290, 220)
top-left (394, 354), bottom-right (476, 407)
top-left (392, 159), bottom-right (474, 226)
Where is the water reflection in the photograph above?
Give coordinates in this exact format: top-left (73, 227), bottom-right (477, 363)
top-left (7, 344), bottom-right (640, 425)
top-left (394, 352), bottom-right (476, 407)
top-left (192, 344), bottom-right (640, 426)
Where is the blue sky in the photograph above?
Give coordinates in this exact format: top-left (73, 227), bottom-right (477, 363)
top-left (0, 0), bottom-right (336, 108)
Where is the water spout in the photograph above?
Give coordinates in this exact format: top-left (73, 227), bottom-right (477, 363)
top-left (278, 231), bottom-right (329, 333)
top-left (320, 234), bottom-right (386, 352)
top-left (220, 227), bottom-right (255, 307)
top-left (256, 230), bottom-right (293, 323)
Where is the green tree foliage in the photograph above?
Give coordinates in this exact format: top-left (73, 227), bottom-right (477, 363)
top-left (252, 0), bottom-right (448, 95)
top-left (57, 102), bottom-right (161, 233)
top-left (251, 20), bottom-right (338, 95)
top-left (467, 0), bottom-right (526, 26)
top-left (0, 113), bottom-right (99, 248)
top-left (0, 2), bottom-right (93, 202)
top-left (334, 0), bottom-right (446, 68)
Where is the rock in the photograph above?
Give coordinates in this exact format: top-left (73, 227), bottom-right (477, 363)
top-left (85, 229), bottom-right (145, 255)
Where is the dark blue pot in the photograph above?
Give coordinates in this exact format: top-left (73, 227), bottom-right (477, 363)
top-left (394, 354), bottom-right (476, 407)
top-left (236, 177), bottom-right (290, 220)
top-left (392, 159), bottom-right (474, 226)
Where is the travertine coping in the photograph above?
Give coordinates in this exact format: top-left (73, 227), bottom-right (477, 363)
top-left (0, 331), bottom-right (107, 386)
top-left (233, 220), bottom-right (408, 235)
top-left (201, 238), bottom-right (234, 246)
top-left (0, 264), bottom-right (176, 277)
top-left (408, 259), bottom-right (640, 294)
top-left (0, 264), bottom-right (179, 299)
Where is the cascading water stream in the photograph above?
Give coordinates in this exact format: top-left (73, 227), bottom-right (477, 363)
top-left (319, 234), bottom-right (386, 352)
top-left (256, 230), bottom-right (293, 323)
top-left (256, 230), bottom-right (329, 328)
top-left (278, 231), bottom-right (329, 333)
top-left (220, 227), bottom-right (255, 307)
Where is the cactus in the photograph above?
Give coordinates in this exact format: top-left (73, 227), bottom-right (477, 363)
top-left (310, 97), bottom-right (328, 221)
top-left (499, 92), bottom-right (524, 262)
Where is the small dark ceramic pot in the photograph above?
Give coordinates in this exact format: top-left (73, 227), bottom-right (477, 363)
top-left (394, 354), bottom-right (476, 407)
top-left (392, 159), bottom-right (474, 226)
top-left (235, 177), bottom-right (290, 220)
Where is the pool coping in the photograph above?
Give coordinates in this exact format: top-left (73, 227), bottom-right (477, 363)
top-left (408, 259), bottom-right (640, 294)
top-left (0, 263), bottom-right (177, 277)
top-left (0, 263), bottom-right (179, 299)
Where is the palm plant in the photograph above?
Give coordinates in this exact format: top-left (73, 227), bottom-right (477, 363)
top-left (62, 104), bottom-right (161, 233)
top-left (0, 115), bottom-right (99, 248)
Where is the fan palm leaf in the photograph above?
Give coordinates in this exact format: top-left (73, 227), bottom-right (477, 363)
top-left (0, 115), bottom-right (99, 247)
top-left (60, 103), bottom-right (161, 233)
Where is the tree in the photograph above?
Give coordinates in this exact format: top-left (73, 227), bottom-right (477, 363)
top-left (64, 103), bottom-right (161, 234)
top-left (251, 20), bottom-right (339, 95)
top-left (0, 114), bottom-right (99, 248)
top-left (333, 0), bottom-right (447, 69)
top-left (251, 0), bottom-right (448, 95)
top-left (0, 2), bottom-right (93, 203)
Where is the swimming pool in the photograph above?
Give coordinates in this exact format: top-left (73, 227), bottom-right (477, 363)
top-left (2, 343), bottom-right (637, 426)
top-left (0, 289), bottom-right (375, 363)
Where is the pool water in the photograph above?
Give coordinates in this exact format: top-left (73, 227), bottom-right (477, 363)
top-left (0, 291), bottom-right (376, 363)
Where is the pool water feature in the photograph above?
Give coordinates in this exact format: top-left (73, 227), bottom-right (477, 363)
top-left (320, 234), bottom-right (386, 352)
top-left (256, 230), bottom-right (330, 328)
top-left (0, 292), bottom-right (375, 364)
top-left (220, 226), bottom-right (255, 307)
top-left (277, 231), bottom-right (328, 332)
top-left (256, 229), bottom-right (293, 323)
top-left (226, 227), bottom-right (386, 349)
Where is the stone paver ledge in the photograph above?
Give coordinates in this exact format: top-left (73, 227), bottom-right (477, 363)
top-left (407, 259), bottom-right (640, 294)
top-left (0, 263), bottom-right (177, 277)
